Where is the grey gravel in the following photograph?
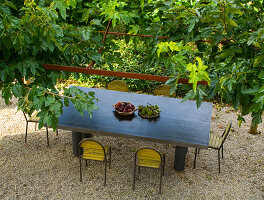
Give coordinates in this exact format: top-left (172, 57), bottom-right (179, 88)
top-left (0, 96), bottom-right (263, 200)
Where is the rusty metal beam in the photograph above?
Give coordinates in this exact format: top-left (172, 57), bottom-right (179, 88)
top-left (98, 31), bottom-right (170, 39)
top-left (98, 31), bottom-right (212, 43)
top-left (87, 20), bottom-right (112, 68)
top-left (44, 64), bottom-right (208, 85)
top-left (98, 20), bottom-right (112, 54)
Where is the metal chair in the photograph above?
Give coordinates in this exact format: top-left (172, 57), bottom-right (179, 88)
top-left (107, 80), bottom-right (129, 92)
top-left (193, 121), bottom-right (232, 173)
top-left (133, 147), bottom-right (165, 194)
top-left (23, 111), bottom-right (58, 147)
top-left (153, 84), bottom-right (175, 97)
top-left (79, 139), bottom-right (112, 186)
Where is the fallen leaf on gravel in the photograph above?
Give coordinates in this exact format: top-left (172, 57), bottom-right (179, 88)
top-left (206, 174), bottom-right (212, 180)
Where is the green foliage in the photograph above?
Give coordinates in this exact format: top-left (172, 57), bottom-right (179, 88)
top-left (186, 57), bottom-right (210, 93)
top-left (0, 0), bottom-right (99, 130)
top-left (68, 39), bottom-right (172, 92)
top-left (1, 0), bottom-right (264, 129)
top-left (156, 41), bottom-right (210, 91)
top-left (156, 41), bottom-right (180, 58)
top-left (150, 0), bottom-right (264, 126)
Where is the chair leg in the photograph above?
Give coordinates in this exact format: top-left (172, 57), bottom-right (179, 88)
top-left (56, 129), bottom-right (58, 136)
top-left (109, 147), bottom-right (112, 169)
top-left (25, 122), bottom-right (28, 144)
top-left (193, 148), bottom-right (198, 168)
top-left (85, 160), bottom-right (88, 166)
top-left (162, 154), bottom-right (165, 176)
top-left (35, 123), bottom-right (37, 131)
top-left (138, 166), bottom-right (140, 174)
top-left (80, 157), bottom-right (82, 182)
top-left (218, 149), bottom-right (221, 174)
top-left (46, 126), bottom-right (49, 147)
top-left (221, 146), bottom-right (224, 159)
top-left (133, 157), bottom-right (137, 190)
top-left (104, 160), bottom-right (107, 186)
top-left (159, 167), bottom-right (163, 194)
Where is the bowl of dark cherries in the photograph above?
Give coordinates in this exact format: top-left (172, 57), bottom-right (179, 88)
top-left (113, 102), bottom-right (137, 116)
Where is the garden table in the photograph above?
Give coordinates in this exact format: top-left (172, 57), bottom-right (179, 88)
top-left (58, 87), bottom-right (212, 171)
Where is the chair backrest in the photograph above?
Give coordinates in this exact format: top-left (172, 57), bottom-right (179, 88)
top-left (79, 139), bottom-right (106, 161)
top-left (22, 111), bottom-right (39, 122)
top-left (221, 121), bottom-right (232, 145)
top-left (107, 80), bottom-right (129, 92)
top-left (135, 147), bottom-right (162, 169)
top-left (22, 111), bottom-right (28, 122)
top-left (153, 84), bottom-right (175, 97)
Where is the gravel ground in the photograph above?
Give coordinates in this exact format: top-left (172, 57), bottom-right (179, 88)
top-left (0, 96), bottom-right (263, 200)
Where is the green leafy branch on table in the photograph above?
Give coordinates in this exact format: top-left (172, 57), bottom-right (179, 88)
top-left (15, 84), bottom-right (98, 131)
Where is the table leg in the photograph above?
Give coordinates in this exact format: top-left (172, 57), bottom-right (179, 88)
top-left (81, 132), bottom-right (93, 139)
top-left (174, 146), bottom-right (188, 171)
top-left (72, 132), bottom-right (93, 156)
top-left (72, 132), bottom-right (82, 156)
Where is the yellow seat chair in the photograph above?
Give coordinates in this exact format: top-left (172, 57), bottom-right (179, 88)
top-left (107, 80), bottom-right (129, 92)
top-left (79, 139), bottom-right (112, 186)
top-left (23, 111), bottom-right (58, 147)
top-left (193, 121), bottom-right (232, 173)
top-left (153, 84), bottom-right (175, 97)
top-left (133, 147), bottom-right (165, 194)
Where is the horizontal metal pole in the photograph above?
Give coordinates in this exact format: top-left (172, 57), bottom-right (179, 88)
top-left (98, 31), bottom-right (170, 39)
top-left (44, 64), bottom-right (208, 85)
top-left (97, 31), bottom-right (212, 43)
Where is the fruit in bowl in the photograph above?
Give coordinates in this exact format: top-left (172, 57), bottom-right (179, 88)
top-left (113, 102), bottom-right (137, 116)
top-left (138, 104), bottom-right (160, 118)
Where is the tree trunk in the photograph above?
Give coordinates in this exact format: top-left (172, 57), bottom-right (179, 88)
top-left (249, 121), bottom-right (259, 134)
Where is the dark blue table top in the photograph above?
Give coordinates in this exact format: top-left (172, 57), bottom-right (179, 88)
top-left (58, 87), bottom-right (213, 149)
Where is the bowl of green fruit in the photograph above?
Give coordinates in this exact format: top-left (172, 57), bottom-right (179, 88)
top-left (138, 104), bottom-right (161, 119)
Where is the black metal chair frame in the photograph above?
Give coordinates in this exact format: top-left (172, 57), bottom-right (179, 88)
top-left (193, 121), bottom-right (232, 173)
top-left (79, 138), bottom-right (112, 186)
top-left (133, 147), bottom-right (165, 194)
top-left (23, 111), bottom-right (58, 147)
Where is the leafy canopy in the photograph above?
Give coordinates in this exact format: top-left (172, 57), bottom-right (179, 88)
top-left (0, 0), bottom-right (264, 129)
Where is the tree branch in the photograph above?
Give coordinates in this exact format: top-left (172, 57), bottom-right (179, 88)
top-left (23, 85), bottom-right (75, 100)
